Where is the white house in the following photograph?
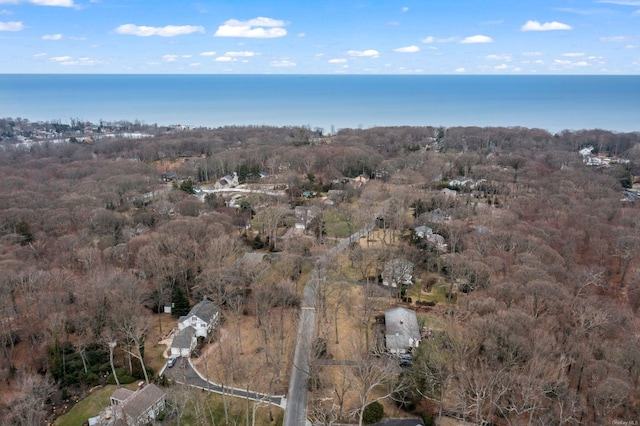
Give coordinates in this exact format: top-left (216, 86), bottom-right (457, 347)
top-left (382, 258), bottom-right (414, 287)
top-left (385, 307), bottom-right (421, 354)
top-left (171, 299), bottom-right (219, 357)
top-left (414, 225), bottom-right (448, 252)
top-left (177, 298), bottom-right (219, 337)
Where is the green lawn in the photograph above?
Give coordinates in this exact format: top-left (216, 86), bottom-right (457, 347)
top-left (323, 210), bottom-right (355, 238)
top-left (55, 385), bottom-right (121, 426)
top-left (55, 383), bottom-right (284, 426)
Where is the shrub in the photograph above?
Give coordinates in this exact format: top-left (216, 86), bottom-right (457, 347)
top-left (363, 401), bottom-right (384, 424)
top-left (421, 413), bottom-right (433, 426)
top-left (107, 367), bottom-right (136, 385)
top-left (84, 372), bottom-right (99, 386)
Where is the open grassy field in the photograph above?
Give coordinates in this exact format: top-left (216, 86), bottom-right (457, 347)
top-left (55, 385), bottom-right (130, 426)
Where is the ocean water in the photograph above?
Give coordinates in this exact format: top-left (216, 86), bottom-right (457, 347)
top-left (1, 74), bottom-right (639, 133)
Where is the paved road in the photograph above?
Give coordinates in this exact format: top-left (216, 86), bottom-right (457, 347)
top-left (162, 357), bottom-right (285, 407)
top-left (283, 217), bottom-right (378, 426)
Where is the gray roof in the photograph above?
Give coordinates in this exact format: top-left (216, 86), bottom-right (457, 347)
top-left (186, 299), bottom-right (218, 323)
top-left (385, 307), bottom-right (420, 352)
top-left (235, 252), bottom-right (267, 269)
top-left (111, 388), bottom-right (134, 403)
top-left (172, 326), bottom-right (196, 349)
top-left (414, 225), bottom-right (432, 236)
top-left (121, 384), bottom-right (165, 421)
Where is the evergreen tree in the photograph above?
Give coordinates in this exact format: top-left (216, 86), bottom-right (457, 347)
top-left (172, 287), bottom-right (190, 316)
top-left (16, 220), bottom-right (34, 245)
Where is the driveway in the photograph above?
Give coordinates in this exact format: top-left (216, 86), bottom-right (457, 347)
top-left (161, 357), bottom-right (285, 408)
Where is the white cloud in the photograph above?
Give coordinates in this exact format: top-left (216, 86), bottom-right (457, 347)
top-left (50, 56), bottom-right (101, 66)
top-left (214, 17), bottom-right (287, 38)
top-left (460, 35), bottom-right (494, 44)
top-left (0, 21), bottom-right (23, 31)
top-left (562, 52), bottom-right (585, 57)
top-left (114, 24), bottom-right (205, 37)
top-left (401, 6), bottom-right (409, 12)
top-left (32, 0), bottom-right (73, 5)
top-left (0, 9), bottom-right (12, 14)
top-left (0, 0), bottom-right (74, 6)
top-left (348, 49), bottom-right (380, 58)
top-left (393, 45), bottom-right (420, 53)
top-left (597, 0), bottom-right (640, 5)
top-left (522, 51), bottom-right (544, 56)
top-left (486, 54), bottom-right (512, 61)
top-left (600, 36), bottom-right (629, 42)
top-left (215, 56), bottom-right (233, 62)
top-left (521, 20), bottom-right (572, 31)
top-left (190, 63), bottom-right (201, 67)
top-left (42, 33), bottom-right (62, 40)
top-left (162, 54), bottom-right (179, 62)
top-left (33, 52), bottom-right (46, 57)
top-left (455, 67), bottom-right (466, 73)
top-left (328, 58), bottom-right (347, 63)
top-left (297, 32), bottom-right (305, 37)
top-left (494, 64), bottom-right (510, 70)
top-left (224, 51), bottom-right (257, 57)
top-left (574, 61), bottom-right (589, 66)
top-left (200, 51), bottom-right (216, 56)
top-left (270, 59), bottom-right (296, 67)
top-left (421, 35), bottom-right (457, 44)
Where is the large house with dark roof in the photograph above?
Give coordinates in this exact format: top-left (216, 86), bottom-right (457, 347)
top-left (171, 298), bottom-right (219, 357)
top-left (89, 383), bottom-right (166, 426)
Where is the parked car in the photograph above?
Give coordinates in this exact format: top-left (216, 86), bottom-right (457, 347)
top-left (167, 357), bottom-right (177, 368)
top-left (399, 359), bottom-right (413, 368)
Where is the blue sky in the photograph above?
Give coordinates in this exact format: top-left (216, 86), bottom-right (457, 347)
top-left (1, 0), bottom-right (639, 74)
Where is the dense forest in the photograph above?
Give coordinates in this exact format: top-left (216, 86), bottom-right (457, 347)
top-left (1, 120), bottom-right (639, 425)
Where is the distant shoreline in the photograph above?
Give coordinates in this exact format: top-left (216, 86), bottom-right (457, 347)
top-left (2, 74), bottom-right (639, 133)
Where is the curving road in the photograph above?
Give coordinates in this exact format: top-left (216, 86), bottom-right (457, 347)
top-left (162, 357), bottom-right (285, 408)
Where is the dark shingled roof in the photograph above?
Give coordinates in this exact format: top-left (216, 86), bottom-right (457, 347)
top-left (172, 326), bottom-right (196, 349)
top-left (111, 388), bottom-right (134, 403)
top-left (121, 384), bottom-right (165, 422)
top-left (186, 299), bottom-right (218, 324)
